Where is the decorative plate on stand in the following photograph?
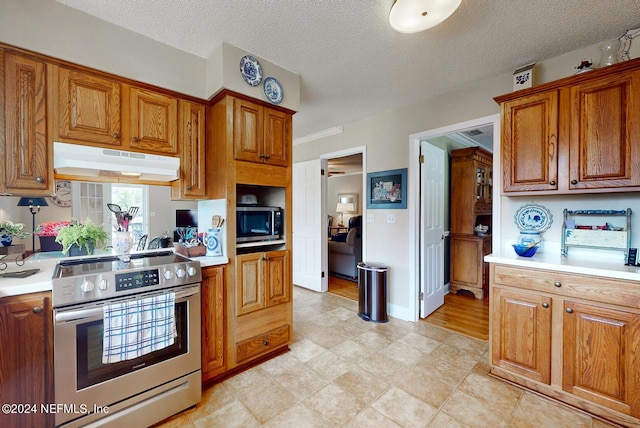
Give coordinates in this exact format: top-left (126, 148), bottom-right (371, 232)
top-left (239, 55), bottom-right (262, 86)
top-left (263, 77), bottom-right (283, 104)
top-left (514, 203), bottom-right (553, 232)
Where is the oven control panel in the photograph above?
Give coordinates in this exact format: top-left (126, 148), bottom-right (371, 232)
top-left (115, 269), bottom-right (160, 292)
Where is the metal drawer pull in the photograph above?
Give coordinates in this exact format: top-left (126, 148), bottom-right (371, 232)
top-left (263, 341), bottom-right (269, 346)
top-left (541, 302), bottom-right (549, 309)
top-left (554, 282), bottom-right (561, 287)
top-left (566, 308), bottom-right (574, 314)
top-left (32, 306), bottom-right (42, 314)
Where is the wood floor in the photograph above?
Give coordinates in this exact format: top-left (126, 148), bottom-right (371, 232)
top-left (328, 275), bottom-right (489, 341)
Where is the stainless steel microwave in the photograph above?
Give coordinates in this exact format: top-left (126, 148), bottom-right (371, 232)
top-left (236, 206), bottom-right (283, 243)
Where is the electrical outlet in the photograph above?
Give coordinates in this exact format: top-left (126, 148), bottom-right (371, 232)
top-left (387, 214), bottom-right (396, 224)
top-left (367, 213), bottom-right (374, 223)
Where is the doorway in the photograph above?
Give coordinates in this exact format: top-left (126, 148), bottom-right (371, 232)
top-left (408, 114), bottom-right (500, 322)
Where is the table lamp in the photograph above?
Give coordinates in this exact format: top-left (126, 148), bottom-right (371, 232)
top-left (336, 202), bottom-right (355, 226)
top-left (17, 197), bottom-right (48, 253)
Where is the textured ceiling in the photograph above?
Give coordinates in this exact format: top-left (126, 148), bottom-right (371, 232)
top-left (56, 0), bottom-right (640, 140)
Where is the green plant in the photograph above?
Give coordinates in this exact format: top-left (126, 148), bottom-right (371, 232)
top-left (55, 219), bottom-right (109, 255)
top-left (0, 220), bottom-right (30, 239)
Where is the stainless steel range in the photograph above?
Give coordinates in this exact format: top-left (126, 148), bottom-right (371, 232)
top-left (51, 251), bottom-right (202, 427)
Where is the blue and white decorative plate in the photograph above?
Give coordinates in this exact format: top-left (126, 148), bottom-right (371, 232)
top-left (263, 77), bottom-right (283, 105)
top-left (239, 55), bottom-right (262, 87)
top-left (514, 203), bottom-right (553, 232)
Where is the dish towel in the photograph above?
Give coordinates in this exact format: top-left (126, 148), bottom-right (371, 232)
top-left (102, 292), bottom-right (176, 364)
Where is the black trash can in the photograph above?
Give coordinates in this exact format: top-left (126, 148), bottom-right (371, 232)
top-left (357, 262), bottom-right (389, 323)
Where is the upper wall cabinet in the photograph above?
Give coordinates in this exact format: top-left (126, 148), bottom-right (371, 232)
top-left (171, 100), bottom-right (206, 200)
top-left (52, 66), bottom-right (179, 156)
top-left (234, 98), bottom-right (290, 167)
top-left (53, 66), bottom-right (122, 147)
top-left (0, 51), bottom-right (52, 195)
top-left (495, 57), bottom-right (640, 196)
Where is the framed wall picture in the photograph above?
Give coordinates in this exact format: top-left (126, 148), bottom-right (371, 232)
top-left (366, 168), bottom-right (407, 209)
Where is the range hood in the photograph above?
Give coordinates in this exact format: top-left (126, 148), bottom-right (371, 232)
top-left (54, 142), bottom-right (180, 182)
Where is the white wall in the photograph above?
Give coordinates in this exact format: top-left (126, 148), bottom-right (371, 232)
top-left (327, 174), bottom-right (362, 226)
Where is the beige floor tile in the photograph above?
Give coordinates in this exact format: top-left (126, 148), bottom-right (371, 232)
top-left (456, 372), bottom-right (522, 416)
top-left (223, 366), bottom-right (271, 396)
top-left (334, 366), bottom-right (391, 404)
top-left (354, 329), bottom-right (395, 349)
top-left (382, 340), bottom-right (429, 366)
top-left (306, 349), bottom-right (357, 381)
top-left (343, 407), bottom-right (402, 428)
top-left (429, 343), bottom-right (482, 370)
top-left (443, 333), bottom-right (489, 356)
top-left (274, 363), bottom-right (332, 400)
top-left (234, 378), bottom-right (297, 424)
top-left (192, 400), bottom-right (260, 428)
top-left (302, 383), bottom-right (366, 426)
top-left (302, 327), bottom-right (350, 348)
top-left (427, 411), bottom-right (468, 427)
top-left (330, 339), bottom-right (370, 363)
top-left (399, 331), bottom-right (442, 354)
top-left (358, 350), bottom-right (410, 380)
top-left (415, 321), bottom-right (454, 342)
top-left (288, 338), bottom-right (328, 363)
top-left (263, 402), bottom-right (331, 428)
top-left (440, 390), bottom-right (514, 428)
top-left (414, 353), bottom-right (473, 387)
top-left (188, 382), bottom-right (236, 420)
top-left (371, 386), bottom-right (438, 428)
top-left (510, 392), bottom-right (593, 428)
top-left (394, 368), bottom-right (456, 408)
top-left (258, 352), bottom-right (306, 377)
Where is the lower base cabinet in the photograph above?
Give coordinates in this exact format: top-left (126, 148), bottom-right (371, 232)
top-left (201, 266), bottom-right (225, 382)
top-left (450, 234), bottom-right (491, 299)
top-left (0, 292), bottom-right (53, 428)
top-left (490, 263), bottom-right (640, 426)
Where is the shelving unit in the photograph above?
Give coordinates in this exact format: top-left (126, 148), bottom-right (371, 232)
top-left (561, 209), bottom-right (631, 260)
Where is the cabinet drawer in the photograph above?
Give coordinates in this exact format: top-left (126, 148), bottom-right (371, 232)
top-left (236, 324), bottom-right (290, 363)
top-left (492, 264), bottom-right (640, 308)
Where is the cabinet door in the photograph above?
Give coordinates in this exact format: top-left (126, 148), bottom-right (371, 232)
top-left (128, 87), bottom-right (178, 154)
top-left (235, 253), bottom-right (265, 316)
top-left (234, 98), bottom-right (263, 163)
top-left (491, 287), bottom-right (552, 384)
top-left (265, 250), bottom-right (290, 306)
top-left (263, 108), bottom-right (290, 167)
top-left (563, 300), bottom-right (640, 416)
top-left (0, 292), bottom-right (53, 428)
top-left (450, 235), bottom-right (488, 299)
top-left (1, 53), bottom-right (50, 194)
top-left (201, 266), bottom-right (225, 380)
top-left (55, 67), bottom-right (122, 146)
top-left (172, 100), bottom-right (206, 199)
top-left (569, 71), bottom-right (640, 189)
top-left (501, 91), bottom-right (559, 192)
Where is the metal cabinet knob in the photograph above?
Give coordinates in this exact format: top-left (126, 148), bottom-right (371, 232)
top-left (554, 281), bottom-right (561, 287)
top-left (566, 308), bottom-right (574, 314)
top-left (542, 302), bottom-right (549, 309)
top-left (113, 133), bottom-right (120, 139)
top-left (186, 185), bottom-right (192, 191)
top-left (570, 179), bottom-right (578, 185)
top-left (265, 154), bottom-right (271, 160)
top-left (32, 306), bottom-right (42, 314)
top-left (263, 341), bottom-right (269, 346)
top-left (549, 180), bottom-right (556, 186)
top-left (132, 136), bottom-right (139, 142)
top-left (36, 176), bottom-right (44, 183)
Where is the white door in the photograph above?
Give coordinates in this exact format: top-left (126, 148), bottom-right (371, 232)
top-left (292, 159), bottom-right (327, 292)
top-left (419, 142), bottom-right (445, 318)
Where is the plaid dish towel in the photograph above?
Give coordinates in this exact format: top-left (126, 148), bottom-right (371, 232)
top-left (102, 292), bottom-right (176, 364)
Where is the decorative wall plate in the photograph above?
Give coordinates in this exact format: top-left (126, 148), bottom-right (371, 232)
top-left (239, 55), bottom-right (262, 86)
top-left (514, 203), bottom-right (553, 232)
top-left (51, 180), bottom-right (72, 207)
top-left (263, 77), bottom-right (283, 104)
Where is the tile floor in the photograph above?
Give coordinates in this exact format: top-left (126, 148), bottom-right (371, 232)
top-left (158, 286), bottom-right (617, 427)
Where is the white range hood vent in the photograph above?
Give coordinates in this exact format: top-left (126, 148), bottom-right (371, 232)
top-left (54, 142), bottom-right (180, 182)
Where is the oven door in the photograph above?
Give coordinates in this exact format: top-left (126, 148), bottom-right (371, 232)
top-left (53, 284), bottom-right (201, 427)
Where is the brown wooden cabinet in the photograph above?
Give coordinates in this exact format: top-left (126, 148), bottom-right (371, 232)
top-left (234, 97), bottom-right (289, 167)
top-left (449, 147), bottom-right (492, 299)
top-left (171, 100), bottom-right (207, 199)
top-left (201, 266), bottom-right (225, 382)
top-left (490, 263), bottom-right (640, 426)
top-left (53, 66), bottom-right (122, 147)
top-left (0, 51), bottom-right (52, 195)
top-left (0, 292), bottom-right (54, 428)
top-left (235, 250), bottom-right (290, 316)
top-left (450, 234), bottom-right (491, 299)
top-left (128, 86), bottom-right (178, 154)
top-left (495, 57), bottom-right (640, 195)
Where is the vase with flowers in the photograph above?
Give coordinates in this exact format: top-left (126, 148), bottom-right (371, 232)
top-left (35, 221), bottom-right (72, 252)
top-left (0, 220), bottom-right (30, 247)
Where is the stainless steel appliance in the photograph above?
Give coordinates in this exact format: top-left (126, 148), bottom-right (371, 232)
top-left (52, 251), bottom-right (201, 427)
top-left (236, 205), bottom-right (283, 243)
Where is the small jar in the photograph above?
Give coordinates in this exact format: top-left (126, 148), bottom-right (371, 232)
top-left (517, 230), bottom-right (542, 252)
top-left (600, 39), bottom-right (620, 66)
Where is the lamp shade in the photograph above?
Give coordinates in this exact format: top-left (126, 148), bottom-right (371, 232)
top-left (389, 0), bottom-right (462, 33)
top-left (17, 197), bottom-right (49, 207)
top-left (336, 202), bottom-right (356, 213)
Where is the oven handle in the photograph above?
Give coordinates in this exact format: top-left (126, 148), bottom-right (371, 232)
top-left (54, 285), bottom-right (200, 323)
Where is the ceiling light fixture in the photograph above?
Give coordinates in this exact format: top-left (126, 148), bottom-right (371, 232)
top-left (389, 0), bottom-right (462, 34)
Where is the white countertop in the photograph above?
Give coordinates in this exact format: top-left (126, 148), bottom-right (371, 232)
top-left (486, 249), bottom-right (640, 282)
top-left (0, 250), bottom-right (229, 299)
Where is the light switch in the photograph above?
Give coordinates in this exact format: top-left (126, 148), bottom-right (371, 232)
top-left (387, 214), bottom-right (395, 224)
top-left (367, 213), bottom-right (374, 223)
